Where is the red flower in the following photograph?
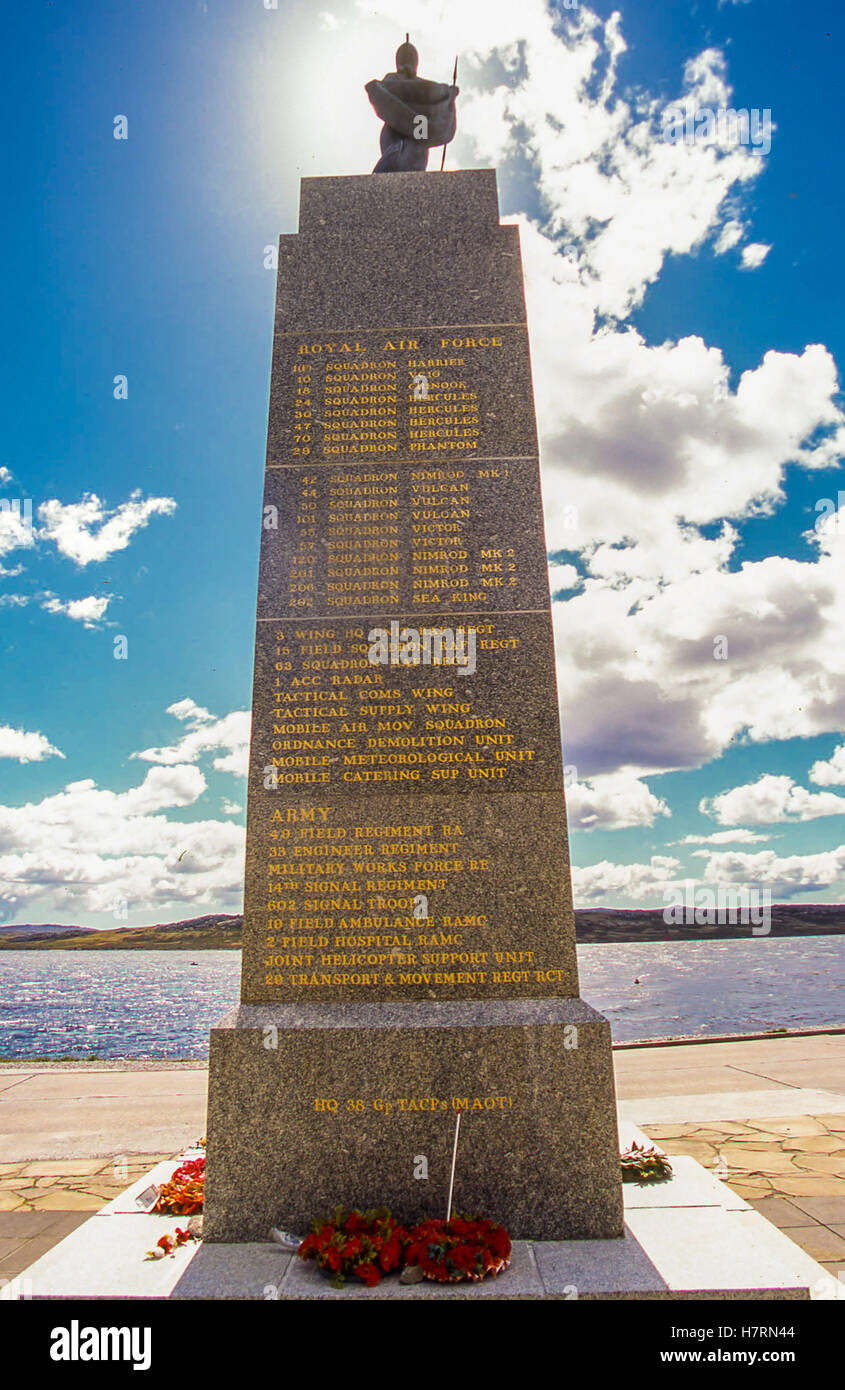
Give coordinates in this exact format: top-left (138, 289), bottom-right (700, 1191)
top-left (298, 1208), bottom-right (410, 1286)
top-left (405, 1215), bottom-right (511, 1284)
top-left (379, 1233), bottom-right (403, 1271)
top-left (152, 1157), bottom-right (205, 1217)
top-left (298, 1207), bottom-right (509, 1288)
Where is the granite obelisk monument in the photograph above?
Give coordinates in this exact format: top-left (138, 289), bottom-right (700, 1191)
top-left (204, 48), bottom-right (622, 1241)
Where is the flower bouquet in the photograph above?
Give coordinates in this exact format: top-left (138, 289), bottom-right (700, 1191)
top-left (404, 1215), bottom-right (512, 1283)
top-left (620, 1141), bottom-right (673, 1183)
top-left (152, 1156), bottom-right (205, 1215)
top-left (298, 1206), bottom-right (408, 1288)
top-left (145, 1224), bottom-right (201, 1260)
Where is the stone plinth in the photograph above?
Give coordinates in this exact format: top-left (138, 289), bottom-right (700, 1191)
top-left (204, 999), bottom-right (620, 1242)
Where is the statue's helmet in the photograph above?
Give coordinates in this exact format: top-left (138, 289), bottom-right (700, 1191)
top-left (395, 36), bottom-right (419, 78)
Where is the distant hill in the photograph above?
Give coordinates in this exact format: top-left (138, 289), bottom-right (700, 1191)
top-left (574, 903), bottom-right (845, 942)
top-left (1, 904), bottom-right (844, 949)
top-left (0, 923), bottom-right (97, 942)
top-left (0, 914), bottom-right (242, 950)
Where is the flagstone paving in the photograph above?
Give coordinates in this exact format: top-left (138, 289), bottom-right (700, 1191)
top-left (0, 1158), bottom-right (177, 1221)
top-left (0, 1157), bottom-right (179, 1283)
top-left (641, 1112), bottom-right (845, 1285)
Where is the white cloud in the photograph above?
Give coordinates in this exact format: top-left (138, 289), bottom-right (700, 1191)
top-left (0, 467), bottom-right (11, 485)
top-left (702, 774), bottom-right (845, 825)
top-left (0, 726), bottom-right (64, 763)
top-left (221, 798), bottom-right (243, 815)
top-left (37, 490), bottom-right (176, 566)
top-left (572, 854), bottom-right (681, 903)
top-left (0, 501), bottom-right (35, 560)
top-left (455, 21), bottom-right (771, 319)
top-left (548, 560), bottom-right (581, 594)
top-left (554, 520), bottom-right (845, 777)
top-left (573, 840), bottom-right (845, 905)
top-left (132, 700), bottom-right (250, 777)
top-left (0, 764), bottom-right (244, 918)
top-left (567, 773), bottom-right (670, 830)
top-left (319, 11), bottom-right (339, 28)
top-left (714, 218), bottom-right (744, 253)
top-left (741, 242), bottom-right (771, 269)
top-left (167, 698), bottom-right (216, 725)
top-left (40, 593), bottom-right (114, 628)
top-left (0, 486), bottom-right (173, 592)
top-left (528, 225), bottom-right (844, 552)
top-left (692, 845), bottom-right (845, 898)
top-left (0, 701), bottom-right (251, 920)
top-left (809, 743), bottom-right (845, 787)
top-left (677, 829), bottom-right (770, 845)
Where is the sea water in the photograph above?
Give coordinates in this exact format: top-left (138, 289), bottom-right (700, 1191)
top-left (0, 936), bottom-right (841, 1059)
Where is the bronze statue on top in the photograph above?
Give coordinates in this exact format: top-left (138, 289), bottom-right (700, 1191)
top-left (365, 36), bottom-right (458, 173)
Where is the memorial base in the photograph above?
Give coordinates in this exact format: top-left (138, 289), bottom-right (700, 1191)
top-left (13, 1144), bottom-right (838, 1302)
top-left (203, 998), bottom-right (623, 1244)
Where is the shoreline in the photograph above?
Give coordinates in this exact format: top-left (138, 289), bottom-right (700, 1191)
top-left (1, 926), bottom-right (844, 952)
top-left (2, 1023), bottom-right (845, 1066)
top-left (576, 927), bottom-right (845, 943)
top-left (3, 906), bottom-right (845, 951)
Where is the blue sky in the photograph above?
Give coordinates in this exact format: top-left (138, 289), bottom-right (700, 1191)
top-left (1, 0), bottom-right (844, 926)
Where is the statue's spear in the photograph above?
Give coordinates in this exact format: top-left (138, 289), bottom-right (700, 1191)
top-left (440, 54), bottom-right (458, 171)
